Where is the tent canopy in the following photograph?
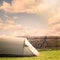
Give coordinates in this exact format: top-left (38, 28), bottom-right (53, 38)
top-left (0, 36), bottom-right (39, 56)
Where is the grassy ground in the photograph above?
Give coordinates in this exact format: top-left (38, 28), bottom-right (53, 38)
top-left (0, 50), bottom-right (60, 60)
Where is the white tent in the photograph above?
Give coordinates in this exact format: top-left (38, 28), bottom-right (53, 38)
top-left (0, 36), bottom-right (39, 56)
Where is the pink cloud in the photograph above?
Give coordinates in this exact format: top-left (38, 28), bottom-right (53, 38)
top-left (0, 18), bottom-right (46, 36)
top-left (0, 0), bottom-right (58, 14)
top-left (48, 11), bottom-right (60, 36)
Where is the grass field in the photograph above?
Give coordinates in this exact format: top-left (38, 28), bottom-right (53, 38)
top-left (0, 50), bottom-right (60, 60)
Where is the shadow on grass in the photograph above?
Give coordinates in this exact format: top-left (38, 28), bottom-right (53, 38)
top-left (0, 54), bottom-right (36, 57)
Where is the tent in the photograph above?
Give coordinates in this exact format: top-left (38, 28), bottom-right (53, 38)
top-left (0, 36), bottom-right (39, 56)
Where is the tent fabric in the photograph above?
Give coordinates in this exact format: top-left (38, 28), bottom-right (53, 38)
top-left (24, 39), bottom-right (39, 56)
top-left (0, 36), bottom-right (39, 56)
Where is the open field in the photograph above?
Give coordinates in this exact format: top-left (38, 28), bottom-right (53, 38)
top-left (0, 50), bottom-right (60, 60)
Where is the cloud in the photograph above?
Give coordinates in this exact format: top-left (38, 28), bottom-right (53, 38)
top-left (0, 18), bottom-right (22, 36)
top-left (0, 21), bottom-right (20, 32)
top-left (13, 16), bottom-right (18, 20)
top-left (0, 18), bottom-right (3, 23)
top-left (42, 0), bottom-right (60, 36)
top-left (47, 11), bottom-right (60, 36)
top-left (0, 0), bottom-right (39, 13)
top-left (48, 12), bottom-right (60, 25)
top-left (1, 0), bottom-right (60, 36)
top-left (0, 1), bottom-right (11, 12)
top-left (0, 17), bottom-right (46, 36)
top-left (0, 0), bottom-right (58, 14)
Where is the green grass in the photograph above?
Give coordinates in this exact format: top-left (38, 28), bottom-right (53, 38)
top-left (0, 50), bottom-right (60, 60)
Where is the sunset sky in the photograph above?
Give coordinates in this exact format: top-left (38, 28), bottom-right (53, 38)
top-left (0, 0), bottom-right (60, 36)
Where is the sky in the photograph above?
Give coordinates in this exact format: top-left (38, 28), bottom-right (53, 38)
top-left (0, 0), bottom-right (60, 36)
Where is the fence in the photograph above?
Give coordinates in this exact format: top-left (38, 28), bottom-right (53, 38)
top-left (27, 36), bottom-right (60, 49)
